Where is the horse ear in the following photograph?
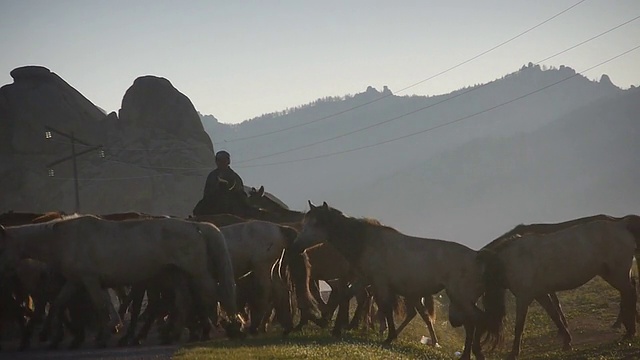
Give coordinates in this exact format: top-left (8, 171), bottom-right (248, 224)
top-left (321, 201), bottom-right (329, 210)
top-left (308, 200), bottom-right (316, 210)
top-left (258, 186), bottom-right (264, 196)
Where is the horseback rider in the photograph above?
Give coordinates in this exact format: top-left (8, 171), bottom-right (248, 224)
top-left (203, 150), bottom-right (245, 199)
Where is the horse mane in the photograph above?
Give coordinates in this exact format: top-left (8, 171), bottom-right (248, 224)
top-left (312, 205), bottom-right (394, 263)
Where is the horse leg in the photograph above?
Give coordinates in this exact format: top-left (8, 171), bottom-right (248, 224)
top-left (270, 270), bottom-right (293, 336)
top-left (106, 289), bottom-right (124, 334)
top-left (394, 299), bottom-right (417, 336)
top-left (20, 293), bottom-right (46, 350)
top-left (373, 287), bottom-right (397, 345)
top-left (294, 279), bottom-right (326, 331)
top-left (548, 292), bottom-right (569, 329)
top-left (246, 268), bottom-right (271, 335)
top-left (323, 286), bottom-right (341, 326)
top-left (459, 321), bottom-right (476, 360)
top-left (508, 297), bottom-right (532, 360)
top-left (330, 281), bottom-right (350, 338)
top-left (471, 306), bottom-right (487, 360)
top-left (47, 281), bottom-right (78, 349)
top-left (66, 299), bottom-right (87, 349)
top-left (416, 296), bottom-right (439, 347)
top-left (601, 272), bottom-right (637, 338)
top-left (535, 294), bottom-right (572, 350)
top-left (118, 284), bottom-right (145, 346)
top-left (114, 286), bottom-right (130, 320)
top-left (79, 277), bottom-right (111, 348)
top-left (346, 284), bottom-right (368, 330)
top-left (134, 288), bottom-right (162, 345)
top-left (167, 279), bottom-right (188, 344)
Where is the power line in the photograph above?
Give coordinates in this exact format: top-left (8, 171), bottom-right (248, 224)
top-left (48, 173), bottom-right (175, 181)
top-left (234, 14), bottom-right (640, 165)
top-left (233, 44), bottom-right (640, 169)
top-left (102, 156), bottom-right (210, 172)
top-left (46, 136), bottom-right (213, 152)
top-left (51, 10), bottom-right (638, 176)
top-left (221, 0), bottom-right (588, 144)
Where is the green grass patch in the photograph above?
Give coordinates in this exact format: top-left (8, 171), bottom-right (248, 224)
top-left (177, 277), bottom-right (640, 359)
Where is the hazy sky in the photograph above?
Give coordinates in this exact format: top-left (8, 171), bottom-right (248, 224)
top-left (1, 0), bottom-right (639, 124)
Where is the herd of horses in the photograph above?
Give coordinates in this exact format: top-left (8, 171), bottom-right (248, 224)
top-left (1, 179), bottom-right (639, 360)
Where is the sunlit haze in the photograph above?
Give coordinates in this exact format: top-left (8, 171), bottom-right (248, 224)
top-left (1, 0), bottom-right (639, 124)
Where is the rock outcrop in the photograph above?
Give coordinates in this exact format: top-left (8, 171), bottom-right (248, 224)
top-left (0, 67), bottom-right (215, 216)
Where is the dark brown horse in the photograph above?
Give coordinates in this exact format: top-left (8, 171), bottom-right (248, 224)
top-left (291, 202), bottom-right (487, 360)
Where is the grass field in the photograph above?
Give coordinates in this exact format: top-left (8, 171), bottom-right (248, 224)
top-left (176, 277), bottom-right (640, 359)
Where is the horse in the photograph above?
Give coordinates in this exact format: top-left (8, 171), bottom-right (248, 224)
top-left (291, 201), bottom-right (487, 360)
top-left (218, 220), bottom-right (315, 335)
top-left (248, 186), bottom-right (290, 210)
top-left (0, 211), bottom-right (122, 350)
top-left (246, 187), bottom-right (383, 333)
top-left (117, 265), bottom-right (201, 346)
top-left (0, 215), bottom-right (239, 348)
top-left (489, 214), bottom-right (640, 331)
top-left (480, 218), bottom-right (639, 360)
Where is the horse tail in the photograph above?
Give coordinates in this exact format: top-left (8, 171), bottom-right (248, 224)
top-left (281, 248), bottom-right (320, 316)
top-left (477, 248), bottom-right (507, 351)
top-left (422, 295), bottom-right (436, 321)
top-left (199, 223), bottom-right (238, 318)
top-left (278, 225), bottom-right (320, 315)
top-left (621, 215), bottom-right (640, 280)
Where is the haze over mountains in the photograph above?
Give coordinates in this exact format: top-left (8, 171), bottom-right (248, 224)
top-left (201, 63), bottom-right (639, 249)
top-left (1, 63), bottom-right (637, 250)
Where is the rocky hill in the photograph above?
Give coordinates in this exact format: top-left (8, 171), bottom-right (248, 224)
top-left (0, 66), bottom-right (215, 215)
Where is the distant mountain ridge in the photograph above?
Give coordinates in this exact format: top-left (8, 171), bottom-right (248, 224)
top-left (200, 63), bottom-right (638, 248)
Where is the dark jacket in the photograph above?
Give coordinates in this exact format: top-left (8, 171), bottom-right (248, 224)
top-left (203, 166), bottom-right (245, 199)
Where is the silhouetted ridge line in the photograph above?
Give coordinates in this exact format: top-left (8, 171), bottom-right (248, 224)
top-left (233, 44), bottom-right (640, 169)
top-left (233, 14), bottom-right (639, 165)
top-left (220, 0), bottom-right (588, 143)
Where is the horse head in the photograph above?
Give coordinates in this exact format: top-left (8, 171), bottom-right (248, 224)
top-left (290, 201), bottom-right (332, 253)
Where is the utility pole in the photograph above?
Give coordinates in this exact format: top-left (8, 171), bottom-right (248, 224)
top-left (45, 126), bottom-right (104, 213)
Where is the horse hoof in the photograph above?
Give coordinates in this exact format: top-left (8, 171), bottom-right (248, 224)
top-left (331, 329), bottom-right (342, 338)
top-left (562, 343), bottom-right (573, 351)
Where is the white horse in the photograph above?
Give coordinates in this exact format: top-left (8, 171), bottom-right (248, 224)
top-left (0, 215), bottom-right (238, 348)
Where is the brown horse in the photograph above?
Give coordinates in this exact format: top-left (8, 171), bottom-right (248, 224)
top-left (191, 214), bottom-right (318, 335)
top-left (480, 218), bottom-right (639, 360)
top-left (489, 214), bottom-right (640, 331)
top-left (0, 215), bottom-right (239, 348)
top-left (291, 201), bottom-right (487, 360)
top-left (219, 220), bottom-right (314, 335)
top-left (248, 186), bottom-right (290, 210)
top-left (246, 189), bottom-right (377, 334)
